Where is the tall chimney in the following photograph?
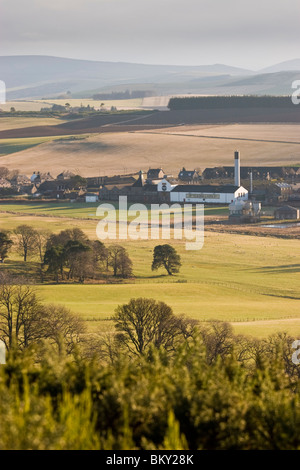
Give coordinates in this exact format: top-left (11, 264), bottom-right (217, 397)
top-left (250, 169), bottom-right (253, 194)
top-left (234, 151), bottom-right (240, 187)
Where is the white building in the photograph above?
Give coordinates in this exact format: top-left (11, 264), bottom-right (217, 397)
top-left (170, 184), bottom-right (248, 204)
top-left (157, 178), bottom-right (177, 193)
top-left (85, 193), bottom-right (99, 203)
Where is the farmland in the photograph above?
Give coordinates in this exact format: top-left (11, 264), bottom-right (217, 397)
top-left (0, 123), bottom-right (300, 176)
top-left (0, 116), bottom-right (299, 340)
top-left (0, 204), bottom-right (299, 338)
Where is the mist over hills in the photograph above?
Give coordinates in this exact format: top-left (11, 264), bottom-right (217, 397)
top-left (0, 55), bottom-right (299, 100)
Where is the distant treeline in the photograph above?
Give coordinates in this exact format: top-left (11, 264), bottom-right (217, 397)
top-left (92, 90), bottom-right (154, 100)
top-left (168, 95), bottom-right (294, 110)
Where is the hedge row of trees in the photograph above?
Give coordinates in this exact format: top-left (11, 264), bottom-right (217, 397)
top-left (168, 95), bottom-right (294, 111)
top-left (0, 277), bottom-right (299, 449)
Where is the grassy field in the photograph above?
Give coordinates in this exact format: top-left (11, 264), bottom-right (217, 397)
top-left (0, 123), bottom-right (299, 176)
top-left (0, 99), bottom-right (144, 113)
top-left (0, 116), bottom-right (67, 131)
top-left (0, 205), bottom-right (299, 338)
top-left (0, 201), bottom-right (228, 218)
top-left (0, 136), bottom-right (60, 157)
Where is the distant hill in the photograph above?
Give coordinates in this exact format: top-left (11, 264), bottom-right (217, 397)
top-left (0, 55), bottom-right (252, 99)
top-left (259, 59), bottom-right (300, 73)
top-left (0, 55), bottom-right (299, 100)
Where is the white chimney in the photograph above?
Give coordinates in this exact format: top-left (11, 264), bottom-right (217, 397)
top-left (234, 151), bottom-right (240, 187)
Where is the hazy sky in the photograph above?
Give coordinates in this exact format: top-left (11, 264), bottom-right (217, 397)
top-left (1, 0), bottom-right (299, 70)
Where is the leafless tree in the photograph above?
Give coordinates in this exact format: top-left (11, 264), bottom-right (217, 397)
top-left (108, 245), bottom-right (132, 278)
top-left (113, 297), bottom-right (197, 356)
top-left (14, 225), bottom-right (38, 262)
top-left (0, 273), bottom-right (40, 350)
top-left (198, 320), bottom-right (235, 364)
top-left (36, 304), bottom-right (86, 354)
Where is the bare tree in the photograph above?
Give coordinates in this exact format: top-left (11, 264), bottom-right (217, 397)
top-left (198, 321), bottom-right (235, 364)
top-left (113, 297), bottom-right (197, 356)
top-left (36, 304), bottom-right (85, 354)
top-left (35, 230), bottom-right (50, 263)
top-left (0, 274), bottom-right (40, 351)
top-left (14, 225), bottom-right (38, 262)
top-left (108, 245), bottom-right (132, 278)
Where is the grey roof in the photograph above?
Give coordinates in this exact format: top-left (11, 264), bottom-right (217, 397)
top-left (171, 184), bottom-right (241, 194)
top-left (147, 169), bottom-right (164, 179)
top-left (143, 184), bottom-right (158, 192)
top-left (275, 205), bottom-right (299, 211)
top-left (275, 183), bottom-right (292, 189)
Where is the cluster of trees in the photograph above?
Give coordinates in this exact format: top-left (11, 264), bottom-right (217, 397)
top-left (1, 225), bottom-right (183, 281)
top-left (0, 226), bottom-right (133, 282)
top-left (92, 90), bottom-right (154, 100)
top-left (168, 95), bottom-right (294, 111)
top-left (0, 280), bottom-right (299, 449)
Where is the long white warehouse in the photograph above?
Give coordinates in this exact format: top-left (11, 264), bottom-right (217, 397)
top-left (170, 184), bottom-right (248, 204)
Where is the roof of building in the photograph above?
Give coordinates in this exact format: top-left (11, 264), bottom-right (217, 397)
top-left (178, 169), bottom-right (198, 177)
top-left (275, 183), bottom-right (293, 189)
top-left (171, 184), bottom-right (241, 193)
top-left (132, 172), bottom-right (145, 187)
top-left (147, 168), bottom-right (164, 179)
top-left (275, 205), bottom-right (299, 212)
top-left (143, 183), bottom-right (158, 192)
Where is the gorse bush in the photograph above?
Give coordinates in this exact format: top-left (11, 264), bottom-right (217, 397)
top-left (0, 334), bottom-right (300, 450)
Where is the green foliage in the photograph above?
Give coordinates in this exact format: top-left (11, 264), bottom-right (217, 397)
top-left (0, 231), bottom-right (13, 261)
top-left (0, 333), bottom-right (300, 449)
top-left (152, 244), bottom-right (181, 275)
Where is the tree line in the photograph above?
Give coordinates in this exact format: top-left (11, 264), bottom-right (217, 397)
top-left (168, 95), bottom-right (294, 111)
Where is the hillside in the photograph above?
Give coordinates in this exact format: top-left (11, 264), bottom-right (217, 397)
top-left (0, 55), bottom-right (251, 99)
top-left (1, 55), bottom-right (300, 100)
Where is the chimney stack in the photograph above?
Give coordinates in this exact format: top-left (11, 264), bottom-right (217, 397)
top-left (234, 151), bottom-right (240, 187)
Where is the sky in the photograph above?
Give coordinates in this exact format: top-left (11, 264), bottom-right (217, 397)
top-left (1, 0), bottom-right (300, 70)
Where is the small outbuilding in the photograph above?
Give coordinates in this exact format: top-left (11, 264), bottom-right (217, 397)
top-left (274, 205), bottom-right (300, 220)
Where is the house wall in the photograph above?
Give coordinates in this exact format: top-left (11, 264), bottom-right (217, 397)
top-left (170, 188), bottom-right (248, 204)
top-left (86, 196), bottom-right (98, 203)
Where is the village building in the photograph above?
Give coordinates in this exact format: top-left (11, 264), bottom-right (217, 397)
top-left (85, 192), bottom-right (99, 203)
top-left (178, 168), bottom-right (201, 183)
top-left (0, 178), bottom-right (12, 188)
top-left (146, 168), bottom-right (165, 183)
top-left (274, 205), bottom-right (300, 220)
top-left (57, 171), bottom-right (76, 181)
top-left (170, 184), bottom-right (248, 204)
top-left (229, 200), bottom-right (261, 223)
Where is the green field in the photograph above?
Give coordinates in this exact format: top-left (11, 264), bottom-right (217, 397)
top-left (0, 203), bottom-right (299, 338)
top-left (0, 201), bottom-right (228, 218)
top-left (0, 136), bottom-right (58, 156)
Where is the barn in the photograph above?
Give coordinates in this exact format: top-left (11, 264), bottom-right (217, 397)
top-left (274, 205), bottom-right (300, 220)
top-left (170, 184), bottom-right (248, 204)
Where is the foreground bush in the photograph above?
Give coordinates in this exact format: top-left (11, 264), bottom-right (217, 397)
top-left (0, 337), bottom-right (300, 450)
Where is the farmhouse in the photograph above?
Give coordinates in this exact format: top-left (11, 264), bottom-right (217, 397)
top-left (170, 184), bottom-right (248, 204)
top-left (146, 168), bottom-right (165, 182)
top-left (178, 168), bottom-right (201, 183)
